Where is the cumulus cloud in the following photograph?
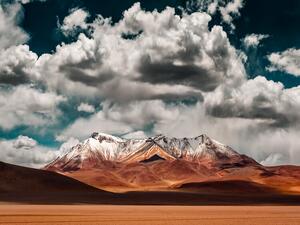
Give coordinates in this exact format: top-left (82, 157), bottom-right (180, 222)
top-left (186, 0), bottom-right (244, 31)
top-left (0, 45), bottom-right (38, 85)
top-left (58, 100), bottom-right (183, 141)
top-left (77, 102), bottom-right (95, 113)
top-left (60, 8), bottom-right (90, 36)
top-left (267, 48), bottom-right (300, 76)
top-left (13, 135), bottom-right (37, 149)
top-left (205, 76), bottom-right (300, 127)
top-left (0, 85), bottom-right (65, 130)
top-left (243, 33), bottom-right (269, 49)
top-left (0, 136), bottom-right (59, 168)
top-left (219, 0), bottom-right (243, 30)
top-left (30, 3), bottom-right (245, 102)
top-left (0, 3), bottom-right (29, 49)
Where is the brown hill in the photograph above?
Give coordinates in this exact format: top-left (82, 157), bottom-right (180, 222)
top-left (0, 161), bottom-right (114, 204)
top-left (1, 161), bottom-right (300, 205)
top-left (49, 158), bottom-right (300, 195)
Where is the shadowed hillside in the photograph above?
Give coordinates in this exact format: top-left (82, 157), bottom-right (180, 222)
top-left (1, 161), bottom-right (300, 205)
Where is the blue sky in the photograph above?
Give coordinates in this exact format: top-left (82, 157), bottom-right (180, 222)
top-left (1, 0), bottom-right (300, 167)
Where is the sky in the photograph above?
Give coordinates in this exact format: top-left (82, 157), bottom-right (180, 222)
top-left (0, 0), bottom-right (300, 168)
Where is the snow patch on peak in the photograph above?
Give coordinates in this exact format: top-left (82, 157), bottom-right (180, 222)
top-left (91, 132), bottom-right (124, 142)
top-left (53, 132), bottom-right (241, 166)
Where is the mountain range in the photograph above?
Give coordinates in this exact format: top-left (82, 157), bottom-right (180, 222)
top-left (1, 132), bottom-right (300, 205)
top-left (45, 132), bottom-right (300, 194)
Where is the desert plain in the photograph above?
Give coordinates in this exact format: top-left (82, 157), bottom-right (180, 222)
top-left (1, 205), bottom-right (300, 225)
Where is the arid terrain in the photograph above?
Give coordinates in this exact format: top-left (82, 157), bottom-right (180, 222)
top-left (2, 161), bottom-right (300, 205)
top-left (1, 205), bottom-right (300, 225)
top-left (1, 134), bottom-right (300, 225)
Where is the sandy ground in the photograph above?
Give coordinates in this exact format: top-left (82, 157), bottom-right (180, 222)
top-left (0, 205), bottom-right (300, 225)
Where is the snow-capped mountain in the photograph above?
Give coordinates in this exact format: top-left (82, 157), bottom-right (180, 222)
top-left (43, 132), bottom-right (300, 193)
top-left (46, 132), bottom-right (256, 172)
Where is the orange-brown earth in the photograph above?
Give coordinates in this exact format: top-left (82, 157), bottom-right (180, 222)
top-left (1, 205), bottom-right (300, 225)
top-left (1, 161), bottom-right (300, 205)
top-left (57, 159), bottom-right (300, 195)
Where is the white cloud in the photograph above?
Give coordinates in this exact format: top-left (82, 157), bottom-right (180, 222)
top-left (0, 85), bottom-right (66, 130)
top-left (0, 3), bottom-right (29, 49)
top-left (32, 34), bottom-right (101, 98)
top-left (122, 131), bottom-right (147, 139)
top-left (260, 153), bottom-right (287, 166)
top-left (243, 33), bottom-right (269, 49)
top-left (77, 102), bottom-right (95, 113)
top-left (205, 76), bottom-right (300, 126)
top-left (186, 0), bottom-right (244, 31)
top-left (0, 136), bottom-right (59, 168)
top-left (58, 100), bottom-right (182, 141)
top-left (58, 137), bottom-right (80, 155)
top-left (60, 8), bottom-right (90, 35)
top-left (13, 135), bottom-right (37, 149)
top-left (207, 1), bottom-right (218, 14)
top-left (219, 0), bottom-right (244, 30)
top-left (56, 112), bottom-right (132, 141)
top-left (31, 3), bottom-right (245, 101)
top-left (267, 48), bottom-right (300, 76)
top-left (0, 45), bottom-right (38, 84)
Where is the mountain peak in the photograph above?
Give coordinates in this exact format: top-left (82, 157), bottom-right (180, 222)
top-left (45, 132), bottom-right (256, 172)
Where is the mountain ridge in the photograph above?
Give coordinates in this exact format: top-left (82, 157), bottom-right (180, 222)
top-left (46, 132), bottom-right (255, 171)
top-left (45, 132), bottom-right (300, 193)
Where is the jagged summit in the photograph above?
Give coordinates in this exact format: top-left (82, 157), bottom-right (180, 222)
top-left (46, 132), bottom-right (256, 172)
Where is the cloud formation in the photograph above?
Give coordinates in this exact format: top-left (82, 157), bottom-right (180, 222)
top-left (243, 33), bottom-right (269, 49)
top-left (13, 135), bottom-right (37, 149)
top-left (0, 3), bottom-right (29, 49)
top-left (267, 48), bottom-right (300, 76)
top-left (34, 3), bottom-right (244, 102)
top-left (187, 0), bottom-right (244, 31)
top-left (77, 102), bottom-right (95, 113)
top-left (205, 76), bottom-right (300, 127)
top-left (60, 8), bottom-right (90, 36)
top-left (0, 85), bottom-right (65, 130)
top-left (0, 135), bottom-right (58, 168)
top-left (0, 45), bottom-right (37, 85)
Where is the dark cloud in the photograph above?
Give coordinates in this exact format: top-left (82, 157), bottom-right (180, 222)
top-left (60, 65), bottom-right (114, 87)
top-left (0, 73), bottom-right (29, 85)
top-left (137, 55), bottom-right (222, 92)
top-left (97, 78), bottom-right (203, 102)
